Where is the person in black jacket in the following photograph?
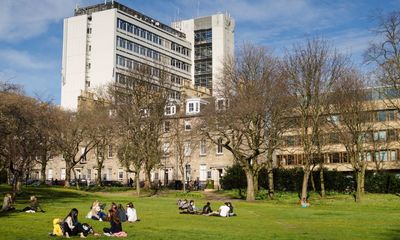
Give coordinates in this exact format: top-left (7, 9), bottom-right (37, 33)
top-left (103, 205), bottom-right (123, 235)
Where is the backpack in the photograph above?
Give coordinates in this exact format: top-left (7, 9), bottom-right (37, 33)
top-left (82, 223), bottom-right (94, 236)
top-left (52, 218), bottom-right (63, 236)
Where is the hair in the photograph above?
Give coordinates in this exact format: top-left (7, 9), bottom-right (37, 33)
top-left (108, 207), bottom-right (120, 224)
top-left (65, 208), bottom-right (79, 224)
top-left (127, 202), bottom-right (134, 208)
top-left (206, 202), bottom-right (210, 205)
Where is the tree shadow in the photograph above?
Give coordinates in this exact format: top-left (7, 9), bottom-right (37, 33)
top-left (0, 185), bottom-right (88, 217)
top-left (381, 228), bottom-right (400, 240)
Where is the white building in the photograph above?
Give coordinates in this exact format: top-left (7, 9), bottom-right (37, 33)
top-left (61, 1), bottom-right (192, 110)
top-left (55, 1), bottom-right (236, 187)
top-left (172, 14), bottom-right (235, 95)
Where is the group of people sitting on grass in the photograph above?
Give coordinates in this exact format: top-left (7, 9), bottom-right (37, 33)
top-left (51, 201), bottom-right (140, 238)
top-left (86, 200), bottom-right (139, 223)
top-left (1, 193), bottom-right (44, 213)
top-left (177, 199), bottom-right (236, 217)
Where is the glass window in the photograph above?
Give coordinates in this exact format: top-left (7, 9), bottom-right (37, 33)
top-left (185, 120), bottom-right (191, 131)
top-left (199, 164), bottom-right (207, 181)
top-left (164, 121), bottom-right (170, 133)
top-left (184, 142), bottom-right (191, 156)
top-left (377, 111), bottom-right (386, 122)
top-left (390, 150), bottom-right (397, 161)
top-left (217, 138), bottom-right (223, 154)
top-left (108, 145), bottom-right (113, 158)
top-left (118, 170), bottom-right (124, 181)
top-left (200, 140), bottom-right (206, 155)
top-left (163, 142), bottom-right (170, 155)
top-left (388, 110), bottom-right (395, 121)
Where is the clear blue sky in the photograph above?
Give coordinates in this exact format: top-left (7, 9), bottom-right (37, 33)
top-left (0, 0), bottom-right (398, 104)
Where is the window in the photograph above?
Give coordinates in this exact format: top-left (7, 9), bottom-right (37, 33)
top-left (184, 141), bottom-right (191, 156)
top-left (375, 151), bottom-right (388, 161)
top-left (118, 169), bottom-right (124, 181)
top-left (163, 142), bottom-right (170, 155)
top-left (377, 111), bottom-right (386, 122)
top-left (186, 100), bottom-right (200, 114)
top-left (87, 169), bottom-right (91, 180)
top-left (184, 120), bottom-right (191, 131)
top-left (328, 115), bottom-right (339, 125)
top-left (390, 150), bottom-right (397, 161)
top-left (185, 164), bottom-right (191, 181)
top-left (164, 121), bottom-right (170, 133)
top-left (165, 105), bottom-right (176, 116)
top-left (217, 138), bottom-right (223, 154)
top-left (47, 169), bottom-right (53, 180)
top-left (200, 140), bottom-right (207, 155)
top-left (60, 168), bottom-right (66, 180)
top-left (108, 145), bottom-right (113, 158)
top-left (374, 130), bottom-right (387, 142)
top-left (199, 164), bottom-right (207, 181)
top-left (388, 110), bottom-right (395, 121)
top-left (329, 153), bottom-right (340, 163)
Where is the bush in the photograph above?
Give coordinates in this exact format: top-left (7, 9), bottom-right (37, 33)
top-left (206, 180), bottom-right (214, 189)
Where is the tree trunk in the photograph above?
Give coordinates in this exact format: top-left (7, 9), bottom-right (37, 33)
top-left (64, 161), bottom-right (72, 187)
top-left (245, 170), bottom-right (257, 201)
top-left (319, 167), bottom-right (325, 197)
top-left (267, 168), bottom-right (274, 199)
top-left (310, 170), bottom-right (316, 192)
top-left (301, 168), bottom-right (310, 200)
top-left (40, 155), bottom-right (47, 183)
top-left (355, 170), bottom-right (363, 202)
top-left (144, 170), bottom-right (151, 190)
top-left (96, 167), bottom-right (102, 187)
top-left (135, 172), bottom-right (140, 196)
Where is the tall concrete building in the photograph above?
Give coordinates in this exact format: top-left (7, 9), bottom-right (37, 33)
top-left (172, 14), bottom-right (235, 95)
top-left (61, 1), bottom-right (192, 109)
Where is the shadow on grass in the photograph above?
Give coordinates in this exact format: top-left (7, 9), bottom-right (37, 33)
top-left (0, 185), bottom-right (89, 217)
top-left (383, 228), bottom-right (400, 240)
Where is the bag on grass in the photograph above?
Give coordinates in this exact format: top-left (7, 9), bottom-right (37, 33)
top-left (52, 218), bottom-right (63, 236)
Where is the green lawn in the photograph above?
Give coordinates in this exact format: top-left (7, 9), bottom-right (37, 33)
top-left (0, 186), bottom-right (399, 240)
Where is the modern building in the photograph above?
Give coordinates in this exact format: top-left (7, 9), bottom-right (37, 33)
top-left (172, 14), bottom-right (235, 95)
top-left (61, 1), bottom-right (192, 110)
top-left (49, 1), bottom-right (236, 187)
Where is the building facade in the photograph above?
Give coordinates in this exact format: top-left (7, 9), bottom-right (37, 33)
top-left (172, 14), bottom-right (235, 95)
top-left (61, 1), bottom-right (192, 110)
top-left (49, 1), bottom-right (236, 187)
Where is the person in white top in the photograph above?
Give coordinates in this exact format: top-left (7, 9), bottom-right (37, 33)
top-left (126, 202), bottom-right (138, 222)
top-left (218, 202), bottom-right (230, 217)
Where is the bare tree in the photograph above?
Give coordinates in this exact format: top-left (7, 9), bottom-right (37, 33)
top-left (110, 63), bottom-right (172, 193)
top-left (365, 11), bottom-right (400, 92)
top-left (34, 102), bottom-right (64, 183)
top-left (202, 44), bottom-right (282, 201)
top-left (167, 116), bottom-right (200, 192)
top-left (58, 109), bottom-right (97, 187)
top-left (328, 70), bottom-right (374, 202)
top-left (283, 38), bottom-right (348, 200)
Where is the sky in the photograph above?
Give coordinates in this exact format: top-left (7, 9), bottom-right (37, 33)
top-left (0, 0), bottom-right (399, 104)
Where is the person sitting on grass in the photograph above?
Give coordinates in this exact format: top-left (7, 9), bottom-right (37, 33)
top-left (86, 200), bottom-right (106, 221)
top-left (180, 200), bottom-right (196, 214)
top-left (103, 205), bottom-right (127, 237)
top-left (117, 204), bottom-right (127, 222)
top-left (178, 199), bottom-right (189, 210)
top-left (208, 202), bottom-right (230, 217)
top-left (126, 202), bottom-right (139, 222)
top-left (1, 193), bottom-right (15, 212)
top-left (62, 208), bottom-right (89, 238)
top-left (22, 195), bottom-right (45, 213)
top-left (202, 202), bottom-right (212, 215)
top-left (300, 198), bottom-right (310, 208)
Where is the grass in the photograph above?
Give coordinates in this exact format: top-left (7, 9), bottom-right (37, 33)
top-left (0, 185), bottom-right (399, 240)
